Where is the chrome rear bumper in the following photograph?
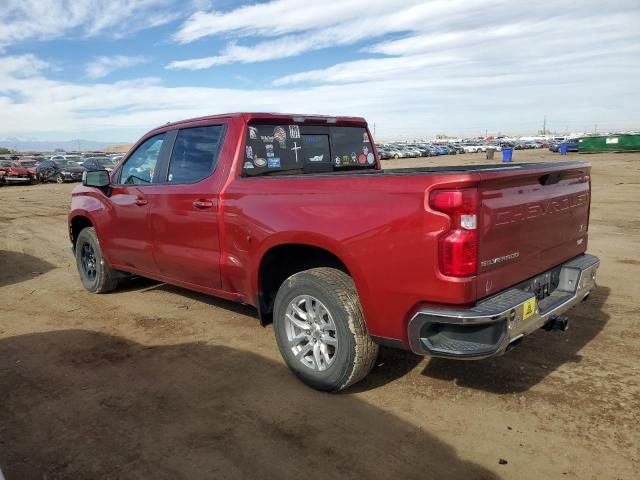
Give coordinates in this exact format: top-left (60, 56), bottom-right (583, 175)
top-left (408, 254), bottom-right (600, 359)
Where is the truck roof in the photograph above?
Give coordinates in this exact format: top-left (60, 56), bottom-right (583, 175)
top-left (151, 113), bottom-right (368, 132)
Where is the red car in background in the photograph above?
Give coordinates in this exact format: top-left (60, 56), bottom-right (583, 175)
top-left (0, 159), bottom-right (38, 184)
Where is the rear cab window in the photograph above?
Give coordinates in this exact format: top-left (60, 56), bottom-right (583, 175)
top-left (242, 124), bottom-right (376, 176)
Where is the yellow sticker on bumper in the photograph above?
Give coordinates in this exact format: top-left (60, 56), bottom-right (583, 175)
top-left (522, 297), bottom-right (537, 320)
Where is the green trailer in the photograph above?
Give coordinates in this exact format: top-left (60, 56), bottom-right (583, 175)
top-left (578, 134), bottom-right (640, 153)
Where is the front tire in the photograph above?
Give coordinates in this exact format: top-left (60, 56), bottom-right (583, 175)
top-left (273, 267), bottom-right (378, 392)
top-left (56, 174), bottom-right (64, 184)
top-left (75, 227), bottom-right (119, 293)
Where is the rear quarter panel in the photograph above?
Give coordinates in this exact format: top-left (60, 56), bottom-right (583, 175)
top-left (222, 172), bottom-right (479, 344)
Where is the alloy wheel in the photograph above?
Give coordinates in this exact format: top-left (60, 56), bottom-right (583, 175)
top-left (284, 295), bottom-right (338, 372)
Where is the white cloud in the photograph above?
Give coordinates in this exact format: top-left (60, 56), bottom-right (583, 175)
top-left (0, 54), bottom-right (49, 77)
top-left (0, 0), bottom-right (177, 47)
top-left (1, 50), bottom-right (639, 142)
top-left (168, 0), bottom-right (640, 71)
top-left (86, 55), bottom-right (148, 79)
top-left (172, 0), bottom-right (421, 43)
top-left (2, 1), bottom-right (640, 141)
top-left (168, 0), bottom-right (441, 68)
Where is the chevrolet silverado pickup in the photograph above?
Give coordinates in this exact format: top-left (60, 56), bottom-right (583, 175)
top-left (69, 113), bottom-right (600, 391)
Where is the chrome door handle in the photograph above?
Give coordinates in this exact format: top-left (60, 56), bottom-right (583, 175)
top-left (134, 197), bottom-right (148, 206)
top-left (193, 199), bottom-right (213, 209)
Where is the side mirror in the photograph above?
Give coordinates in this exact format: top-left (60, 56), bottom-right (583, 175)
top-left (82, 169), bottom-right (110, 188)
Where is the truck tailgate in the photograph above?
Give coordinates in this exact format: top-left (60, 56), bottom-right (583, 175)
top-left (476, 162), bottom-right (591, 299)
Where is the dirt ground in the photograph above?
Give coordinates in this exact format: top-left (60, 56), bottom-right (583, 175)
top-left (0, 149), bottom-right (638, 479)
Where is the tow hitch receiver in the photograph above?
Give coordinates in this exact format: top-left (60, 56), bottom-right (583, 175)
top-left (544, 315), bottom-right (569, 332)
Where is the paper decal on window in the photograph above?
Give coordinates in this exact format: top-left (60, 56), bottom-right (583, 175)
top-left (268, 157), bottom-right (281, 168)
top-left (291, 141), bottom-right (301, 163)
top-left (274, 126), bottom-right (287, 148)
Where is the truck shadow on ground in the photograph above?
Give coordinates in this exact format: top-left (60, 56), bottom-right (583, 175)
top-left (348, 347), bottom-right (423, 393)
top-left (116, 277), bottom-right (259, 318)
top-left (420, 286), bottom-right (611, 394)
top-left (0, 330), bottom-right (498, 480)
top-left (108, 278), bottom-right (610, 396)
top-left (0, 250), bottom-right (55, 288)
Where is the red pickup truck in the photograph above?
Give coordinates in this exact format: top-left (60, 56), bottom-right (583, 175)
top-left (69, 113), bottom-right (599, 391)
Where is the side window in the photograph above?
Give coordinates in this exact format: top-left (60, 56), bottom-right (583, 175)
top-left (118, 133), bottom-right (166, 184)
top-left (167, 125), bottom-right (223, 183)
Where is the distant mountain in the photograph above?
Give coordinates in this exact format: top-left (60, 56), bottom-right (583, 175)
top-left (0, 138), bottom-right (129, 153)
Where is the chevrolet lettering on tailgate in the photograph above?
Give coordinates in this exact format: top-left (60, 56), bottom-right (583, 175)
top-left (495, 192), bottom-right (589, 226)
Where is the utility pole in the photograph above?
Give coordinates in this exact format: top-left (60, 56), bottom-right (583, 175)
top-left (373, 123), bottom-right (376, 137)
top-left (543, 115), bottom-right (546, 135)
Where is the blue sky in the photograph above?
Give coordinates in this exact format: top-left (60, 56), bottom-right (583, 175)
top-left (1, 0), bottom-right (639, 143)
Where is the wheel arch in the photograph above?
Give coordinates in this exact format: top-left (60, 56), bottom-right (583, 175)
top-left (69, 214), bottom-right (94, 250)
top-left (256, 242), bottom-right (355, 326)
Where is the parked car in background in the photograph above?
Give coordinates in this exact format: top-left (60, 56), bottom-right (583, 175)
top-left (425, 145), bottom-right (439, 156)
top-left (0, 160), bottom-right (38, 184)
top-left (37, 158), bottom-right (85, 183)
top-left (14, 159), bottom-right (38, 176)
top-left (377, 148), bottom-right (393, 160)
top-left (550, 139), bottom-right (579, 152)
top-left (83, 156), bottom-right (118, 172)
top-left (409, 144), bottom-right (431, 157)
top-left (462, 144), bottom-right (483, 153)
top-left (398, 145), bottom-right (422, 158)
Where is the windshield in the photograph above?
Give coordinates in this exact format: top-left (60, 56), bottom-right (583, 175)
top-left (19, 161), bottom-right (36, 167)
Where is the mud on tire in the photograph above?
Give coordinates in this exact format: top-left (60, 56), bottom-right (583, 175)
top-left (273, 267), bottom-right (378, 392)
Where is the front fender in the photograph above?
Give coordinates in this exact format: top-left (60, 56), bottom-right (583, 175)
top-left (69, 188), bottom-right (113, 263)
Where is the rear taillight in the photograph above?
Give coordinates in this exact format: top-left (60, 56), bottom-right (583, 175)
top-left (429, 188), bottom-right (478, 277)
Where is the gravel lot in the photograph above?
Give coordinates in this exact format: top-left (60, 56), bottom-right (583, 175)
top-left (0, 149), bottom-right (638, 479)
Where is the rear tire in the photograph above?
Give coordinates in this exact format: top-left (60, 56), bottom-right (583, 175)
top-left (75, 227), bottom-right (119, 293)
top-left (273, 267), bottom-right (378, 392)
top-left (56, 174), bottom-right (64, 184)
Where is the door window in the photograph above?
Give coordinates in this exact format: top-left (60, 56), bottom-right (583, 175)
top-left (167, 125), bottom-right (224, 183)
top-left (118, 133), bottom-right (166, 184)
